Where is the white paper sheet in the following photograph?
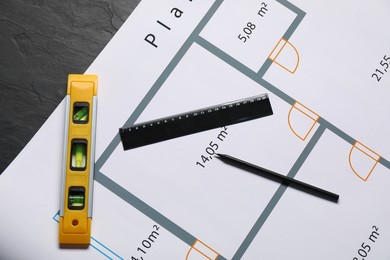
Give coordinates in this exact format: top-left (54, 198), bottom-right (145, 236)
top-left (1, 0), bottom-right (390, 259)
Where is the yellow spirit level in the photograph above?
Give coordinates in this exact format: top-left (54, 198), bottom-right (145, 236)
top-left (59, 74), bottom-right (98, 247)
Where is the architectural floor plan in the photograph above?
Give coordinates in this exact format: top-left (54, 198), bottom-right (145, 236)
top-left (1, 0), bottom-right (390, 259)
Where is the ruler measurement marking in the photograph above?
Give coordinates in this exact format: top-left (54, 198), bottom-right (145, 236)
top-left (119, 94), bottom-right (272, 150)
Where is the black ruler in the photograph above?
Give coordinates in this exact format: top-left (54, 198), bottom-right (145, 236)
top-left (119, 93), bottom-right (273, 150)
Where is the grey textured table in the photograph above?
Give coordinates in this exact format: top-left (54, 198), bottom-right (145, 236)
top-left (0, 0), bottom-right (141, 174)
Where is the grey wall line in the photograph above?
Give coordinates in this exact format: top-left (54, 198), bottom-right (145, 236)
top-left (95, 170), bottom-right (196, 245)
top-left (232, 124), bottom-right (326, 259)
top-left (95, 0), bottom-right (224, 172)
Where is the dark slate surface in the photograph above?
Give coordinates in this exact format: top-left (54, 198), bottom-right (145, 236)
top-left (0, 0), bottom-right (141, 174)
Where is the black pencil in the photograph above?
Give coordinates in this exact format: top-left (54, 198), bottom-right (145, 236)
top-left (216, 153), bottom-right (339, 203)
